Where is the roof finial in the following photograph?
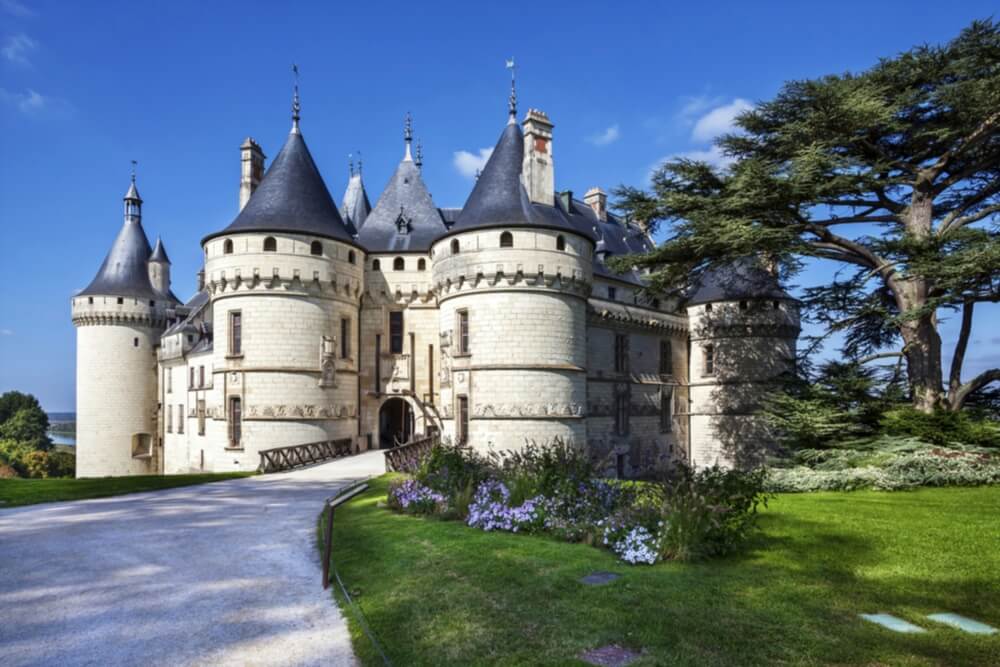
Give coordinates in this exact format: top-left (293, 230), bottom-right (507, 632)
top-left (348, 152), bottom-right (354, 177)
top-left (130, 159), bottom-right (137, 183)
top-left (506, 57), bottom-right (517, 124)
top-left (415, 139), bottom-right (423, 168)
top-left (357, 150), bottom-right (363, 175)
top-left (291, 63), bottom-right (301, 133)
top-left (404, 111), bottom-right (413, 161)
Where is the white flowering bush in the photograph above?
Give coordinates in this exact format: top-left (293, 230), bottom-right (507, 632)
top-left (387, 478), bottom-right (446, 514)
top-left (601, 520), bottom-right (665, 565)
top-left (466, 480), bottom-right (546, 533)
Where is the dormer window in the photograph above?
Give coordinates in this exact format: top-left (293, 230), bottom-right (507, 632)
top-left (396, 208), bottom-right (411, 235)
top-left (263, 237), bottom-right (277, 252)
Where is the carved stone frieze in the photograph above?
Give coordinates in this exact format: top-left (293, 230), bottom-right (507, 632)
top-left (473, 402), bottom-right (585, 418)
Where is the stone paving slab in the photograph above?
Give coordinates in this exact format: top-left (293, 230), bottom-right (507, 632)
top-left (0, 452), bottom-right (385, 667)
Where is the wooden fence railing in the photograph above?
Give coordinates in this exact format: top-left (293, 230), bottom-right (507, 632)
top-left (258, 438), bottom-right (354, 473)
top-left (383, 434), bottom-right (436, 473)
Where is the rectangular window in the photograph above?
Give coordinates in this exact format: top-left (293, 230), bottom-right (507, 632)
top-left (389, 311), bottom-right (404, 354)
top-left (659, 340), bottom-right (672, 376)
top-left (614, 334), bottom-right (629, 374)
top-left (166, 368), bottom-right (172, 394)
top-left (189, 367), bottom-right (196, 389)
top-left (615, 391), bottom-right (630, 436)
top-left (199, 365), bottom-right (205, 388)
top-left (375, 334), bottom-right (382, 391)
top-left (428, 344), bottom-right (435, 405)
top-left (229, 310), bottom-right (242, 356)
top-left (177, 404), bottom-right (184, 434)
top-left (197, 399), bottom-right (206, 436)
top-left (457, 395), bottom-right (469, 445)
top-left (340, 317), bottom-right (350, 359)
top-left (166, 402), bottom-right (173, 433)
top-left (608, 286), bottom-right (617, 301)
top-left (704, 344), bottom-right (715, 376)
top-left (457, 309), bottom-right (469, 354)
top-left (660, 387), bottom-right (673, 433)
top-left (228, 397), bottom-right (242, 447)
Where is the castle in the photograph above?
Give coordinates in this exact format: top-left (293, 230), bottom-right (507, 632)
top-left (71, 83), bottom-right (800, 478)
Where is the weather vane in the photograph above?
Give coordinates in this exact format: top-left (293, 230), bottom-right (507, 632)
top-left (130, 159), bottom-right (137, 183)
top-left (348, 152), bottom-right (354, 177)
top-left (291, 63), bottom-right (301, 131)
top-left (506, 57), bottom-right (517, 120)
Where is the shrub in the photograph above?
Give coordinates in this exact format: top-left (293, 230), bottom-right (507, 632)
top-left (659, 465), bottom-right (770, 561)
top-left (0, 462), bottom-right (17, 478)
top-left (880, 407), bottom-right (1000, 448)
top-left (489, 438), bottom-right (596, 500)
top-left (417, 441), bottom-right (490, 498)
top-left (47, 450), bottom-right (75, 478)
top-left (22, 450), bottom-right (52, 478)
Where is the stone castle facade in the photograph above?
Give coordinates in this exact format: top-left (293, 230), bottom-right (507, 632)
top-left (71, 92), bottom-right (799, 478)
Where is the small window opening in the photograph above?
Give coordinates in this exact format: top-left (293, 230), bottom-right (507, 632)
top-left (704, 344), bottom-right (715, 376)
top-left (88, 297), bottom-right (94, 304)
top-left (739, 300), bottom-right (748, 310)
top-left (310, 240), bottom-right (323, 256)
top-left (133, 337), bottom-right (139, 348)
top-left (499, 231), bottom-right (513, 248)
top-left (773, 300), bottom-right (781, 309)
top-left (223, 239), bottom-right (234, 254)
top-left (117, 297), bottom-right (124, 305)
top-left (348, 250), bottom-right (356, 264)
top-left (451, 239), bottom-right (460, 255)
top-left (372, 259), bottom-right (381, 270)
top-left (417, 258), bottom-right (426, 271)
top-left (393, 257), bottom-right (405, 271)
top-left (608, 286), bottom-right (617, 301)
top-left (263, 237), bottom-right (277, 252)
top-left (705, 303), bottom-right (713, 312)
top-left (556, 235), bottom-right (566, 251)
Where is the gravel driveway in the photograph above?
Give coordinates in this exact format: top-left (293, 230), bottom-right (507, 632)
top-left (0, 451), bottom-right (385, 667)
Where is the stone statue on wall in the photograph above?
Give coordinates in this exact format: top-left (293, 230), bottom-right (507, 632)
top-left (319, 335), bottom-right (336, 387)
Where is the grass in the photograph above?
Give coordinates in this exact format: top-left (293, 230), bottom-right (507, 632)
top-left (326, 475), bottom-right (1000, 666)
top-left (0, 472), bottom-right (254, 507)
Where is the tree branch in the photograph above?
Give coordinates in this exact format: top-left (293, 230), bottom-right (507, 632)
top-left (948, 299), bottom-right (974, 398)
top-left (951, 368), bottom-right (1000, 411)
top-left (857, 351), bottom-right (905, 364)
top-left (940, 202), bottom-right (1000, 235)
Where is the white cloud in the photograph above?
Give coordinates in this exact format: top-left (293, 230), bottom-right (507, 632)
top-left (0, 0), bottom-right (35, 18)
top-left (587, 124), bottom-right (620, 146)
top-left (453, 147), bottom-right (493, 179)
top-left (2, 33), bottom-right (37, 66)
top-left (677, 94), bottom-right (724, 122)
top-left (0, 87), bottom-right (44, 112)
top-left (690, 98), bottom-right (752, 142)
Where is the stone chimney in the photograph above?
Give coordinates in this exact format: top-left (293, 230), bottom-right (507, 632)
top-left (239, 137), bottom-right (265, 211)
top-left (584, 187), bottom-right (607, 221)
top-left (522, 109), bottom-right (554, 205)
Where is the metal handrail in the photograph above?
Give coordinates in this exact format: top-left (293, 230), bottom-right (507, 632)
top-left (320, 482), bottom-right (369, 589)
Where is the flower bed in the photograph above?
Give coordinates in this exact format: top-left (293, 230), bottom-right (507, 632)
top-left (385, 439), bottom-right (769, 565)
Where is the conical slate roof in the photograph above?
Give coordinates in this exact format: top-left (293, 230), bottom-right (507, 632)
top-left (341, 173), bottom-right (371, 236)
top-left (78, 218), bottom-right (157, 299)
top-left (452, 121), bottom-right (577, 235)
top-left (204, 130), bottom-right (355, 244)
top-left (358, 157), bottom-right (447, 252)
top-left (686, 258), bottom-right (791, 305)
top-left (149, 237), bottom-right (170, 263)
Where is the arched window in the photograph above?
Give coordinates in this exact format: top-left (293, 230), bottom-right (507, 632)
top-left (451, 239), bottom-right (460, 255)
top-left (499, 231), bottom-right (513, 248)
top-left (263, 237), bottom-right (277, 252)
top-left (417, 258), bottom-right (426, 271)
top-left (348, 250), bottom-right (356, 264)
top-left (556, 235), bottom-right (566, 251)
top-left (393, 257), bottom-right (405, 271)
top-left (310, 240), bottom-right (322, 256)
top-left (223, 239), bottom-right (234, 254)
top-left (372, 259), bottom-right (381, 270)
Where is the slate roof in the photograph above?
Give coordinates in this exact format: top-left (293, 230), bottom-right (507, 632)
top-left (357, 157), bottom-right (447, 252)
top-left (340, 173), bottom-right (371, 236)
top-left (204, 130), bottom-right (355, 244)
top-left (451, 121), bottom-right (578, 235)
top-left (149, 237), bottom-right (170, 263)
top-left (685, 258), bottom-right (791, 305)
top-left (78, 216), bottom-right (159, 300)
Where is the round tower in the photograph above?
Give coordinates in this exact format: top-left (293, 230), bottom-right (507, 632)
top-left (72, 175), bottom-right (177, 477)
top-left (431, 96), bottom-right (595, 452)
top-left (685, 260), bottom-right (800, 468)
top-left (199, 87), bottom-right (364, 471)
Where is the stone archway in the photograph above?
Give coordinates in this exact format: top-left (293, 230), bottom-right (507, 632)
top-left (378, 397), bottom-right (414, 449)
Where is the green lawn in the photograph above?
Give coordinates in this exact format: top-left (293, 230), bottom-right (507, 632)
top-left (0, 472), bottom-right (253, 507)
top-left (326, 475), bottom-right (1000, 666)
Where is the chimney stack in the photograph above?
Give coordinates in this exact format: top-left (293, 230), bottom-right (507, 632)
top-left (239, 137), bottom-right (265, 211)
top-left (522, 109), bottom-right (554, 205)
top-left (584, 187), bottom-right (607, 222)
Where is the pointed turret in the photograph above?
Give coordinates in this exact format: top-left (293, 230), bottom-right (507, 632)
top-left (147, 237), bottom-right (176, 300)
top-left (203, 78), bottom-right (354, 244)
top-left (357, 115), bottom-right (446, 252)
top-left (341, 155), bottom-right (371, 236)
top-left (149, 237), bottom-right (170, 263)
top-left (79, 175), bottom-right (159, 300)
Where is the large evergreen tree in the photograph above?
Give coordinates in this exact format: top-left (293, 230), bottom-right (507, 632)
top-left (615, 20), bottom-right (1000, 412)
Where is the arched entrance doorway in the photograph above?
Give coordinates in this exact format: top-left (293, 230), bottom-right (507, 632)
top-left (379, 397), bottom-right (414, 449)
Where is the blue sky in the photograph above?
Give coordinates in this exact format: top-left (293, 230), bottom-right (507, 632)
top-left (0, 0), bottom-right (997, 411)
